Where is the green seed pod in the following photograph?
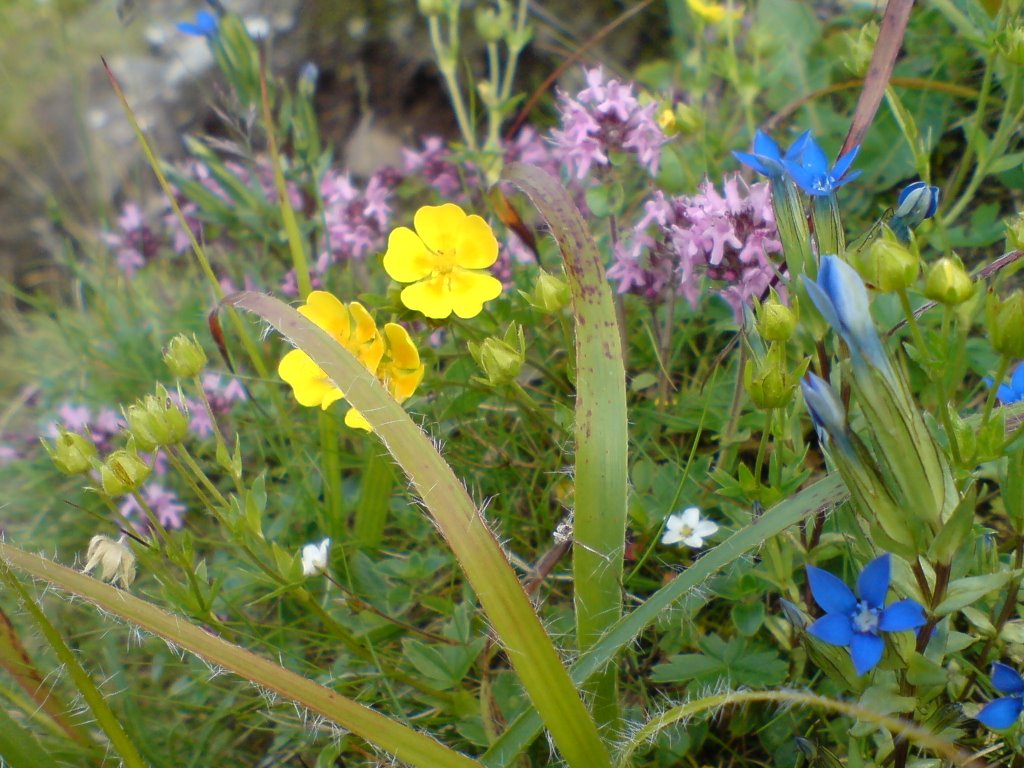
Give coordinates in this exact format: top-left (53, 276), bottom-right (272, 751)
top-left (755, 290), bottom-right (798, 342)
top-left (743, 344), bottom-right (808, 410)
top-left (125, 385), bottom-right (189, 452)
top-left (44, 430), bottom-right (98, 475)
top-left (522, 269), bottom-right (571, 314)
top-left (163, 334), bottom-right (207, 378)
top-left (100, 441), bottom-right (152, 497)
top-left (468, 323), bottom-right (526, 387)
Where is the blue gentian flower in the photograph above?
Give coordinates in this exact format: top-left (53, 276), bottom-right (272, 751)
top-left (176, 9), bottom-right (218, 37)
top-left (977, 663), bottom-right (1024, 729)
top-left (895, 181), bottom-right (940, 222)
top-left (800, 374), bottom-right (852, 453)
top-left (984, 363), bottom-right (1024, 405)
top-left (733, 130), bottom-right (811, 179)
top-left (806, 553), bottom-right (927, 676)
top-left (783, 134), bottom-right (861, 196)
top-left (803, 255), bottom-right (891, 376)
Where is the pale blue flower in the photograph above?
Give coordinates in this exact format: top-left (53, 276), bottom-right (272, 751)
top-left (733, 129), bottom-right (811, 180)
top-left (783, 134), bottom-right (860, 196)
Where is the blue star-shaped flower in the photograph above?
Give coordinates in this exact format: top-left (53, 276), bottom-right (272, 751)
top-left (806, 553), bottom-right (927, 675)
top-left (732, 130), bottom-right (811, 180)
top-left (176, 9), bottom-right (219, 38)
top-left (977, 663), bottom-right (1024, 729)
top-left (985, 362), bottom-right (1024, 405)
top-left (783, 134), bottom-right (861, 197)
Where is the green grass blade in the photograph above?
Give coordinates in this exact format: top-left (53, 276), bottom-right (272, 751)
top-left (482, 473), bottom-right (846, 766)
top-left (0, 543), bottom-right (481, 768)
top-left (0, 561), bottom-right (147, 768)
top-left (0, 704), bottom-right (56, 768)
top-left (225, 291), bottom-right (613, 768)
top-left (503, 163), bottom-right (629, 726)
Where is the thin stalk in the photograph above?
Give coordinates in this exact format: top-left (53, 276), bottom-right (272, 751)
top-left (983, 356), bottom-right (1012, 431)
top-left (753, 409), bottom-right (772, 487)
top-left (318, 412), bottom-right (345, 541)
top-left (895, 288), bottom-right (929, 363)
top-left (428, 14), bottom-right (478, 151)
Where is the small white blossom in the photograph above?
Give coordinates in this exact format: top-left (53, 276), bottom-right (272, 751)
top-left (661, 507), bottom-right (718, 548)
top-left (83, 535), bottom-right (137, 588)
top-left (301, 538), bottom-right (331, 576)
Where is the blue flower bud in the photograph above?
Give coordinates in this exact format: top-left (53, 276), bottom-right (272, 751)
top-left (803, 255), bottom-right (892, 377)
top-left (801, 374), bottom-right (848, 448)
top-left (891, 181), bottom-right (939, 241)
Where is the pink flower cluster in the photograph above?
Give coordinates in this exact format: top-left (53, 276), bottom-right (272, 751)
top-left (550, 67), bottom-right (667, 179)
top-left (120, 483), bottom-right (187, 530)
top-left (47, 403), bottom-right (123, 452)
top-left (609, 175), bottom-right (783, 322)
top-left (102, 203), bottom-right (160, 277)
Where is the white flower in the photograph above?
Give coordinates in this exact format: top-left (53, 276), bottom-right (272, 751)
top-left (661, 507), bottom-right (718, 548)
top-left (301, 538), bottom-right (331, 576)
top-left (83, 535), bottom-right (137, 588)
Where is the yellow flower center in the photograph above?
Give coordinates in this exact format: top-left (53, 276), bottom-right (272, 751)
top-left (431, 247), bottom-right (458, 276)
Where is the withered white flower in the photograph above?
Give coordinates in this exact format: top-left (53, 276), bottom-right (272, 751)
top-left (301, 538), bottom-right (331, 576)
top-left (83, 535), bottom-right (137, 588)
top-left (661, 507), bottom-right (718, 549)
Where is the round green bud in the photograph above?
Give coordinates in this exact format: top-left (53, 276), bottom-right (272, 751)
top-left (45, 430), bottom-right (98, 475)
top-left (857, 236), bottom-right (919, 293)
top-left (743, 345), bottom-right (808, 410)
top-left (475, 6), bottom-right (505, 43)
top-left (100, 443), bottom-right (152, 497)
top-left (417, 0), bottom-right (446, 16)
top-left (164, 334), bottom-right (207, 379)
top-left (468, 324), bottom-right (526, 387)
top-left (755, 292), bottom-right (797, 342)
top-left (988, 290), bottom-right (1024, 359)
top-left (924, 257), bottom-right (974, 306)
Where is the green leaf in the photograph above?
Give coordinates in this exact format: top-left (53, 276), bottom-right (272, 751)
top-left (651, 635), bottom-right (787, 688)
top-left (0, 705), bottom-right (56, 768)
top-left (934, 571), bottom-right (1016, 616)
top-left (731, 601), bottom-right (765, 637)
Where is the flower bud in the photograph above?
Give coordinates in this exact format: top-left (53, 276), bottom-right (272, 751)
top-left (988, 290), bottom-right (1024, 358)
top-left (125, 385), bottom-right (189, 452)
top-left (744, 345), bottom-right (808, 410)
top-left (755, 290), bottom-right (798, 342)
top-left (522, 269), bottom-right (571, 314)
top-left (83, 534), bottom-right (137, 589)
top-left (100, 441), bottom-right (152, 497)
top-left (841, 21), bottom-right (878, 77)
top-left (1006, 212), bottom-right (1024, 252)
top-left (855, 234), bottom-right (919, 293)
top-left (163, 334), bottom-right (207, 378)
top-left (924, 256), bottom-right (974, 306)
top-left (475, 4), bottom-right (507, 43)
top-left (44, 429), bottom-right (98, 475)
top-left (417, 0), bottom-right (446, 15)
top-left (468, 323), bottom-right (526, 387)
top-left (999, 26), bottom-right (1024, 66)
top-left (894, 181), bottom-right (940, 224)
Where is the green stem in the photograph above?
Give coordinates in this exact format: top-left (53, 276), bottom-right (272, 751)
top-left (896, 288), bottom-right (929, 365)
top-left (753, 409), bottom-right (772, 488)
top-left (428, 13), bottom-right (477, 151)
top-left (983, 356), bottom-right (1012, 431)
top-left (319, 412), bottom-right (345, 541)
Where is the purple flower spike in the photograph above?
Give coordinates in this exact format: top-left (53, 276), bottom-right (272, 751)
top-left (806, 554), bottom-right (927, 676)
top-left (977, 663), bottom-right (1024, 729)
top-left (176, 10), bottom-right (218, 38)
top-left (783, 134), bottom-right (861, 196)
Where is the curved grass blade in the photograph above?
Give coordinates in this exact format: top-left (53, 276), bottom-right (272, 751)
top-left (0, 543), bottom-right (481, 768)
top-left (0, 704), bottom-right (56, 768)
top-left (224, 292), bottom-right (612, 768)
top-left (503, 162), bottom-right (629, 726)
top-left (482, 473), bottom-right (846, 766)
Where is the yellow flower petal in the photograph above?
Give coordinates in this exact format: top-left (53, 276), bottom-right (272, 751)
top-left (382, 323), bottom-right (421, 369)
top-left (414, 203), bottom-right (467, 254)
top-left (455, 214), bottom-right (499, 269)
top-left (278, 349), bottom-right (343, 408)
top-left (401, 276), bottom-right (454, 319)
top-left (448, 269), bottom-right (503, 319)
top-left (383, 227), bottom-right (435, 283)
top-left (344, 407), bottom-right (372, 431)
top-left (299, 291), bottom-right (350, 341)
top-left (348, 301), bottom-right (386, 371)
top-left (390, 369), bottom-right (425, 403)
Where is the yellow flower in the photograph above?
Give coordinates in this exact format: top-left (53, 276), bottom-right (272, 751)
top-left (278, 292), bottom-right (384, 411)
top-left (345, 323), bottom-right (426, 431)
top-left (383, 203), bottom-right (503, 319)
top-left (687, 0), bottom-right (742, 24)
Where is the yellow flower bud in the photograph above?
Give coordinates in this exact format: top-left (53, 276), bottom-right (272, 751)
top-left (856, 235), bottom-right (919, 293)
top-left (924, 257), bottom-right (974, 306)
top-left (988, 290), bottom-right (1024, 358)
top-left (468, 323), bottom-right (526, 387)
top-left (163, 334), bottom-right (207, 378)
top-left (44, 430), bottom-right (97, 475)
top-left (755, 290), bottom-right (798, 342)
top-left (100, 441), bottom-right (152, 497)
